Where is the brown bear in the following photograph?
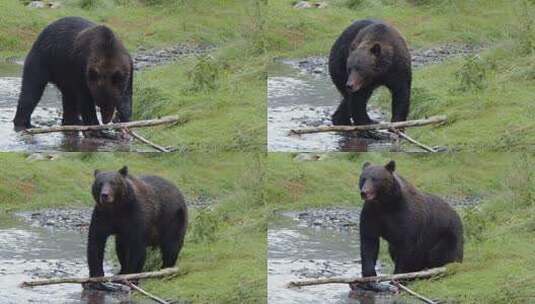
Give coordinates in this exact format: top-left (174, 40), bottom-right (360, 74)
top-left (13, 17), bottom-right (133, 135)
top-left (86, 166), bottom-right (187, 289)
top-left (356, 160), bottom-right (463, 291)
top-left (329, 19), bottom-right (411, 126)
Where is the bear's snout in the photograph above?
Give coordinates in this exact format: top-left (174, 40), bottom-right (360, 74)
top-left (346, 70), bottom-right (363, 92)
top-left (99, 184), bottom-right (114, 204)
top-left (360, 191), bottom-right (375, 201)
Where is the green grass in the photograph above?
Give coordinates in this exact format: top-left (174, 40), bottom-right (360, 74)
top-left (0, 0), bottom-right (267, 152)
top-left (0, 152), bottom-right (266, 303)
top-left (267, 0), bottom-right (535, 151)
top-left (266, 152), bottom-right (535, 303)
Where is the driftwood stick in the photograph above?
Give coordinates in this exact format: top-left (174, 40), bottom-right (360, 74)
top-left (287, 267), bottom-right (446, 288)
top-left (289, 116), bottom-right (446, 135)
top-left (394, 282), bottom-right (436, 304)
top-left (127, 129), bottom-right (171, 152)
top-left (20, 267), bottom-right (180, 287)
top-left (394, 130), bottom-right (437, 152)
top-left (22, 115), bottom-right (181, 135)
top-left (127, 282), bottom-right (170, 304)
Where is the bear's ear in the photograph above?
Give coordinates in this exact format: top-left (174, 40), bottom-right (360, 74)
top-left (94, 169), bottom-right (101, 177)
top-left (119, 166), bottom-right (128, 176)
top-left (370, 43), bottom-right (381, 56)
top-left (385, 160), bottom-right (396, 173)
top-left (362, 162), bottom-right (371, 170)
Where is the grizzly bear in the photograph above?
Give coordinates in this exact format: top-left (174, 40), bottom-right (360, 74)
top-left (356, 160), bottom-right (463, 290)
top-left (13, 17), bottom-right (133, 135)
top-left (329, 19), bottom-right (411, 125)
top-left (86, 166), bottom-right (187, 288)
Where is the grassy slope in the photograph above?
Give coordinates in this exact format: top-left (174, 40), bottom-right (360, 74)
top-left (266, 152), bottom-right (535, 303)
top-left (0, 153), bottom-right (266, 304)
top-left (0, 0), bottom-right (266, 151)
top-left (267, 0), bottom-right (535, 151)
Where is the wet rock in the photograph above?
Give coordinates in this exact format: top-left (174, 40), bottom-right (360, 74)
top-left (133, 43), bottom-right (215, 71)
top-left (294, 1), bottom-right (312, 8)
top-left (26, 153), bottom-right (62, 161)
top-left (27, 1), bottom-right (46, 8)
top-left (27, 1), bottom-right (61, 9)
top-left (16, 208), bottom-right (92, 232)
top-left (293, 1), bottom-right (328, 9)
top-left (283, 208), bottom-right (361, 232)
top-left (294, 153), bottom-right (321, 161)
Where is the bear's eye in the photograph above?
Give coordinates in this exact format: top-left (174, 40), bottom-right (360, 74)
top-left (88, 69), bottom-right (99, 81)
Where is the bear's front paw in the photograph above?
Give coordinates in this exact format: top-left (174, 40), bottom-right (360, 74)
top-left (350, 281), bottom-right (397, 293)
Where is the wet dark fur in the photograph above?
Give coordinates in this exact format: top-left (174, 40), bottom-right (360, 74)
top-left (87, 167), bottom-right (187, 277)
top-left (358, 161), bottom-right (463, 278)
top-left (13, 16), bottom-right (133, 130)
top-left (329, 19), bottom-right (411, 125)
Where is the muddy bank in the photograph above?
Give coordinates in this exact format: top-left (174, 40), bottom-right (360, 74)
top-left (268, 210), bottom-right (403, 304)
top-left (268, 196), bottom-right (481, 303)
top-left (0, 214), bottom-right (130, 304)
top-left (268, 44), bottom-right (481, 152)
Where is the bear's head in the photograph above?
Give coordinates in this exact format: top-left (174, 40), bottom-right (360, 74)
top-left (345, 40), bottom-right (393, 93)
top-left (359, 160), bottom-right (399, 202)
top-left (79, 25), bottom-right (132, 124)
top-left (92, 166), bottom-right (129, 208)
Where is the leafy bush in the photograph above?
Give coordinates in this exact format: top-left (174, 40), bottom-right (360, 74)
top-left (454, 55), bottom-right (488, 91)
top-left (190, 209), bottom-right (219, 243)
top-left (514, 0), bottom-right (535, 55)
top-left (408, 86), bottom-right (439, 119)
top-left (186, 55), bottom-right (222, 93)
top-left (79, 0), bottom-right (102, 9)
top-left (132, 81), bottom-right (170, 120)
top-left (462, 206), bottom-right (487, 242)
top-left (346, 0), bottom-right (365, 8)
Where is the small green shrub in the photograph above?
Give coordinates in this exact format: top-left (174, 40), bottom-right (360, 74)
top-left (79, 0), bottom-right (102, 9)
top-left (132, 81), bottom-right (170, 120)
top-left (346, 0), bottom-right (365, 8)
top-left (514, 0), bottom-right (535, 55)
top-left (454, 55), bottom-right (488, 92)
top-left (190, 209), bottom-right (219, 243)
top-left (186, 55), bottom-right (222, 93)
top-left (462, 206), bottom-right (487, 242)
top-left (408, 86), bottom-right (439, 119)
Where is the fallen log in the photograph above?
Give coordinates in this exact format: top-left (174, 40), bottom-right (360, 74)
top-left (22, 115), bottom-right (182, 135)
top-left (289, 116), bottom-right (446, 135)
top-left (287, 267), bottom-right (446, 288)
top-left (20, 267), bottom-right (180, 287)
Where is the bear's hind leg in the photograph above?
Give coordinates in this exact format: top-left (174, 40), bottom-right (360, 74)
top-left (13, 58), bottom-right (49, 130)
top-left (428, 233), bottom-right (460, 268)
